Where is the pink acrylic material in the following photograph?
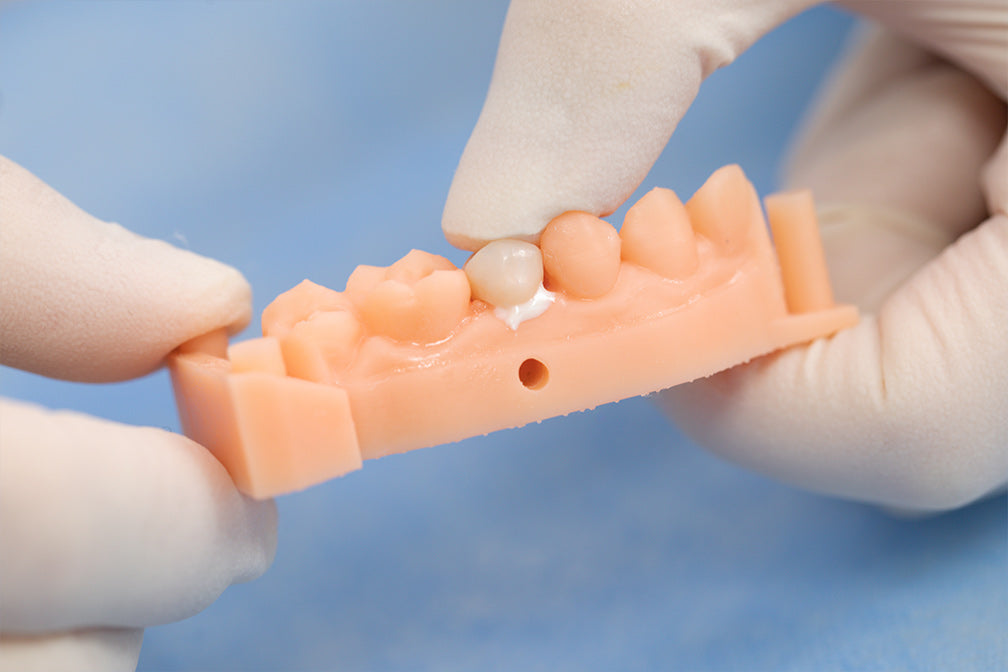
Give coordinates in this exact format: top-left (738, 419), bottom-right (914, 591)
top-left (169, 166), bottom-right (858, 498)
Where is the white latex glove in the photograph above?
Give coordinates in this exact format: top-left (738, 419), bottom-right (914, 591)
top-left (0, 157), bottom-right (278, 671)
top-left (443, 1), bottom-right (1008, 511)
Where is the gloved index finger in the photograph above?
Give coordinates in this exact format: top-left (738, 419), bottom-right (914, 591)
top-left (0, 156), bottom-right (252, 383)
top-left (441, 0), bottom-right (820, 251)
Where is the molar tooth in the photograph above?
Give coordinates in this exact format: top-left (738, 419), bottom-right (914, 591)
top-left (261, 279), bottom-right (352, 339)
top-left (540, 212), bottom-right (621, 299)
top-left (684, 164), bottom-right (757, 254)
top-left (300, 310), bottom-right (363, 367)
top-left (621, 188), bottom-right (698, 279)
top-left (344, 265), bottom-right (387, 309)
top-left (282, 309), bottom-right (363, 382)
top-left (358, 279), bottom-right (417, 342)
top-left (464, 239), bottom-right (544, 308)
top-left (350, 251), bottom-right (471, 344)
top-left (359, 271), bottom-right (471, 344)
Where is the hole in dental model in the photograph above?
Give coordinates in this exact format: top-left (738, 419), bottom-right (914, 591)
top-left (519, 358), bottom-right (549, 390)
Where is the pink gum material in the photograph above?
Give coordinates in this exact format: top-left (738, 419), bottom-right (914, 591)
top-left (169, 165), bottom-right (858, 498)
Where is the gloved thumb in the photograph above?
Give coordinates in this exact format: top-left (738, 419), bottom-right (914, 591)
top-left (442, 0), bottom-right (820, 250)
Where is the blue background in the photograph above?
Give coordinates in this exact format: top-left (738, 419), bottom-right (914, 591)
top-left (1, 2), bottom-right (1004, 671)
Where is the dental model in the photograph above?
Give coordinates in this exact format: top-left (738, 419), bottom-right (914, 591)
top-left (170, 165), bottom-right (858, 499)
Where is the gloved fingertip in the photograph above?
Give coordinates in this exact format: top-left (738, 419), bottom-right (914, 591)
top-left (0, 156), bottom-right (255, 381)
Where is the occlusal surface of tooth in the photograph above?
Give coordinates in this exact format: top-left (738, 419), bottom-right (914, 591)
top-left (464, 239), bottom-right (544, 308)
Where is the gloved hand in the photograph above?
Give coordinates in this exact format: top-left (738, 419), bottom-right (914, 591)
top-left (0, 157), bottom-right (277, 671)
top-left (443, 0), bottom-right (1008, 511)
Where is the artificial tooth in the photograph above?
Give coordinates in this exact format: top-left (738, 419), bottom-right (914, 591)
top-left (621, 187), bottom-right (698, 279)
top-left (464, 239), bottom-right (544, 308)
top-left (540, 212), bottom-right (621, 299)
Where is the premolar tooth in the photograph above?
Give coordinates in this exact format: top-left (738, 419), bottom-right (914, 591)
top-left (684, 164), bottom-right (756, 253)
top-left (621, 188), bottom-right (698, 279)
top-left (540, 212), bottom-right (621, 299)
top-left (464, 239), bottom-right (544, 308)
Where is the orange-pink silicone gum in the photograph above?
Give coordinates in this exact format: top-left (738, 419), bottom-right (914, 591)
top-left (170, 165), bottom-right (858, 498)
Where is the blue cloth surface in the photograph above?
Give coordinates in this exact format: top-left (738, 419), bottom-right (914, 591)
top-left (1, 2), bottom-right (1005, 670)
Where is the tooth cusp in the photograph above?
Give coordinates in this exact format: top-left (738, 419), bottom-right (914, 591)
top-left (281, 308), bottom-right (364, 382)
top-left (387, 249), bottom-right (457, 283)
top-left (358, 280), bottom-right (417, 342)
top-left (344, 265), bottom-right (387, 308)
top-left (351, 258), bottom-right (471, 344)
top-left (262, 279), bottom-right (353, 339)
top-left (684, 164), bottom-right (755, 253)
top-left (620, 187), bottom-right (699, 279)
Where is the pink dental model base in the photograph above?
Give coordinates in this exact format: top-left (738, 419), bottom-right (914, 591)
top-left (170, 166), bottom-right (858, 499)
